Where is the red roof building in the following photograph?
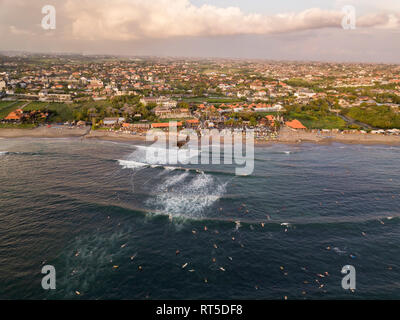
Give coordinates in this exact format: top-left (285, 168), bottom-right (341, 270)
top-left (286, 119), bottom-right (306, 129)
top-left (5, 109), bottom-right (24, 121)
top-left (151, 122), bottom-right (183, 128)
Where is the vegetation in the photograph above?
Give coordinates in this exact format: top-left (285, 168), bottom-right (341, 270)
top-left (284, 99), bottom-right (348, 129)
top-left (343, 104), bottom-right (400, 129)
top-left (24, 102), bottom-right (74, 123)
top-left (0, 123), bottom-right (36, 129)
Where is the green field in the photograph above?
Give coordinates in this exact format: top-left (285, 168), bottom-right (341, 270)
top-left (0, 101), bottom-right (26, 119)
top-left (23, 102), bottom-right (75, 123)
top-left (288, 114), bottom-right (348, 130)
top-left (285, 99), bottom-right (348, 129)
top-left (0, 123), bottom-right (36, 129)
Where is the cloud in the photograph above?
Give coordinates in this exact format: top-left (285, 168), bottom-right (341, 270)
top-left (63, 0), bottom-right (400, 41)
top-left (9, 25), bottom-right (35, 36)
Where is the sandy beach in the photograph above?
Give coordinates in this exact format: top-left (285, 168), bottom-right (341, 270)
top-left (0, 126), bottom-right (91, 138)
top-left (1, 126), bottom-right (400, 145)
top-left (84, 130), bottom-right (147, 142)
top-left (274, 127), bottom-right (400, 145)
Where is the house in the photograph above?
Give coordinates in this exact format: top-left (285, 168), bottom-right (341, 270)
top-left (38, 91), bottom-right (72, 102)
top-left (265, 115), bottom-right (275, 126)
top-left (141, 97), bottom-right (177, 108)
top-left (286, 119), bottom-right (306, 130)
top-left (122, 123), bottom-right (151, 130)
top-left (103, 117), bottom-right (125, 126)
top-left (4, 109), bottom-right (24, 121)
top-left (185, 119), bottom-right (200, 128)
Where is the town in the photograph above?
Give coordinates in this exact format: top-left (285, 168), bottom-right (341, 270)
top-left (1, 53), bottom-right (400, 142)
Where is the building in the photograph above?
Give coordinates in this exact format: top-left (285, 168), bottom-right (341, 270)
top-left (185, 119), bottom-right (200, 128)
top-left (141, 97), bottom-right (177, 108)
top-left (122, 123), bottom-right (151, 130)
top-left (38, 91), bottom-right (72, 102)
top-left (4, 109), bottom-right (24, 121)
top-left (285, 119), bottom-right (306, 130)
top-left (154, 107), bottom-right (191, 119)
top-left (103, 117), bottom-right (125, 126)
top-left (151, 122), bottom-right (183, 129)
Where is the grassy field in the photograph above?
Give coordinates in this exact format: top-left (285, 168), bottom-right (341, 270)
top-left (0, 123), bottom-right (36, 129)
top-left (0, 101), bottom-right (27, 119)
top-left (293, 115), bottom-right (348, 130)
top-left (23, 102), bottom-right (75, 123)
top-left (284, 99), bottom-right (349, 130)
top-left (285, 111), bottom-right (348, 129)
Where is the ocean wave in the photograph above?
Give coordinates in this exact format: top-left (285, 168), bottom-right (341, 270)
top-left (0, 151), bottom-right (8, 156)
top-left (133, 145), bottom-right (200, 164)
top-left (118, 159), bottom-right (206, 174)
top-left (118, 159), bottom-right (149, 169)
top-left (146, 172), bottom-right (227, 219)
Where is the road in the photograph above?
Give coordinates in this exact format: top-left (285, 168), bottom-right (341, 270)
top-left (338, 114), bottom-right (378, 130)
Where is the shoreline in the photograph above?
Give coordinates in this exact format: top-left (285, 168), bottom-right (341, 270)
top-left (1, 127), bottom-right (400, 146)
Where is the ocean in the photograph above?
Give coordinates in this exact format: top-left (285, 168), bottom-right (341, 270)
top-left (0, 137), bottom-right (399, 299)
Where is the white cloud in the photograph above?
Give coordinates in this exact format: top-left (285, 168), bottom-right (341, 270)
top-left (9, 25), bottom-right (35, 36)
top-left (63, 0), bottom-right (400, 41)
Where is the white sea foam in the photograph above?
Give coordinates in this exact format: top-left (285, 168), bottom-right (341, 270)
top-left (0, 151), bottom-right (8, 156)
top-left (147, 172), bottom-right (227, 218)
top-left (161, 171), bottom-right (190, 189)
top-left (118, 159), bottom-right (148, 169)
top-left (131, 145), bottom-right (199, 165)
top-left (120, 145), bottom-right (228, 219)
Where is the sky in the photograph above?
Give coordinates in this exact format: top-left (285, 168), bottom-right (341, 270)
top-left (0, 0), bottom-right (399, 63)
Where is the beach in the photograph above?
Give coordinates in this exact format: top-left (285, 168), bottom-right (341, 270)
top-left (1, 126), bottom-right (400, 145)
top-left (0, 126), bottom-right (91, 138)
top-left (274, 127), bottom-right (400, 145)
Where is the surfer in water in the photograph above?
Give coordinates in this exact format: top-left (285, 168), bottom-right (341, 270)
top-left (177, 135), bottom-right (190, 149)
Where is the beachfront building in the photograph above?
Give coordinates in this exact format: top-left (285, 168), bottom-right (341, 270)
top-left (185, 119), bottom-right (200, 128)
top-left (151, 122), bottom-right (183, 130)
top-left (285, 119), bottom-right (307, 130)
top-left (4, 109), bottom-right (24, 122)
top-left (122, 123), bottom-right (151, 132)
top-left (103, 117), bottom-right (126, 126)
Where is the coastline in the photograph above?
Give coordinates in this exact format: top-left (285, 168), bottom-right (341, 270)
top-left (0, 126), bottom-right (91, 139)
top-left (1, 127), bottom-right (400, 146)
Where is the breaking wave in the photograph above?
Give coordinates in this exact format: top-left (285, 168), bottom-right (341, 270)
top-left (118, 145), bottom-right (229, 219)
top-left (146, 172), bottom-right (227, 219)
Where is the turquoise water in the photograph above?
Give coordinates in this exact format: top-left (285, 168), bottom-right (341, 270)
top-left (0, 138), bottom-right (399, 299)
